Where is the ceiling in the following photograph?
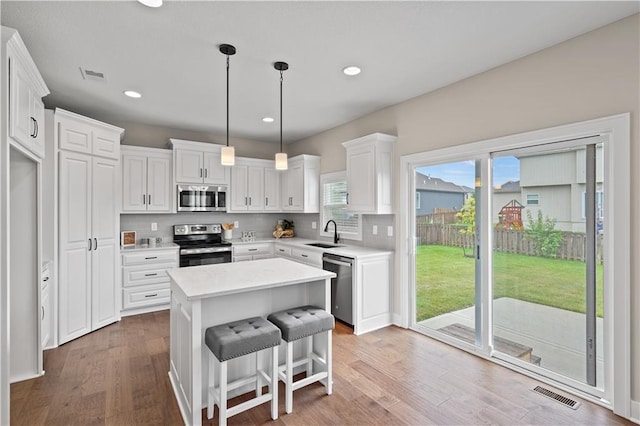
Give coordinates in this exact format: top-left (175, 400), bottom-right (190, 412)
top-left (1, 1), bottom-right (638, 144)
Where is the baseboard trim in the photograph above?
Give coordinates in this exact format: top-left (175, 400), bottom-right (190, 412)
top-left (630, 399), bottom-right (640, 424)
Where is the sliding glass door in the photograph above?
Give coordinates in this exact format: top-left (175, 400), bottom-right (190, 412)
top-left (412, 159), bottom-right (483, 349)
top-left (491, 140), bottom-right (604, 390)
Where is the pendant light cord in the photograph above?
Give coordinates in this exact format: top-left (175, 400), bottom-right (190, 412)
top-left (226, 54), bottom-right (230, 148)
top-left (279, 70), bottom-right (283, 152)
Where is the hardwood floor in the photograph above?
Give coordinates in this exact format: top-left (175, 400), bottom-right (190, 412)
top-left (10, 310), bottom-right (631, 425)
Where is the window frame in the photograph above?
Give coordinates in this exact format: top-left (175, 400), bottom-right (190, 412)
top-left (526, 193), bottom-right (540, 205)
top-left (320, 171), bottom-right (362, 241)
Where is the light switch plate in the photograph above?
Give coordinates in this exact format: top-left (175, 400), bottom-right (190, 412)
top-left (372, 225), bottom-right (378, 235)
top-left (387, 226), bottom-right (393, 237)
top-left (312, 221), bottom-right (317, 229)
top-left (151, 222), bottom-right (157, 231)
top-left (234, 221), bottom-right (239, 228)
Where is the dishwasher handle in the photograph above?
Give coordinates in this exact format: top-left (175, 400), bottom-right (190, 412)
top-left (322, 257), bottom-right (353, 268)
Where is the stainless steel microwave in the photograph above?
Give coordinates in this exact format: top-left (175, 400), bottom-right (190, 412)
top-left (177, 185), bottom-right (227, 212)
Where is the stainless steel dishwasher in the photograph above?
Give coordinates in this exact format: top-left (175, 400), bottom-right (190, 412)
top-left (322, 253), bottom-right (354, 326)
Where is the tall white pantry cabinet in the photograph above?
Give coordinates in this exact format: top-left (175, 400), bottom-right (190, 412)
top-left (56, 109), bottom-right (124, 344)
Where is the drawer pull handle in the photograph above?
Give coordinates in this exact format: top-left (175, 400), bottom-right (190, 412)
top-left (278, 249), bottom-right (285, 252)
top-left (248, 248), bottom-right (258, 252)
top-left (145, 294), bottom-right (158, 298)
top-left (43, 277), bottom-right (49, 282)
top-left (145, 256), bottom-right (158, 260)
top-left (301, 254), bottom-right (308, 258)
top-left (145, 273), bottom-right (158, 277)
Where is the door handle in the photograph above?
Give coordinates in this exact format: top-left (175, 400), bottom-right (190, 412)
top-left (204, 169), bottom-right (208, 178)
top-left (34, 119), bottom-right (38, 138)
top-left (249, 197), bottom-right (251, 206)
top-left (200, 168), bottom-right (203, 178)
top-left (346, 192), bottom-right (349, 205)
top-left (88, 239), bottom-right (92, 251)
top-left (265, 197), bottom-right (268, 206)
top-left (148, 194), bottom-right (151, 205)
top-left (30, 117), bottom-right (37, 137)
top-left (94, 238), bottom-right (98, 250)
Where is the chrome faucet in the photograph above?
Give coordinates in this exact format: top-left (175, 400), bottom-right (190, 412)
top-left (324, 220), bottom-right (340, 244)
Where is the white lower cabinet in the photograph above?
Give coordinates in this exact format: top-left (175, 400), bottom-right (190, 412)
top-left (354, 254), bottom-right (393, 335)
top-left (273, 243), bottom-right (322, 267)
top-left (121, 248), bottom-right (178, 314)
top-left (232, 242), bottom-right (273, 262)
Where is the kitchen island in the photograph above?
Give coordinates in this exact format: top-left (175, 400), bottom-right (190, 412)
top-left (166, 258), bottom-right (335, 426)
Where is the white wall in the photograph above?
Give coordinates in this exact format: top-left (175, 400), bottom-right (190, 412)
top-left (288, 14), bottom-right (640, 401)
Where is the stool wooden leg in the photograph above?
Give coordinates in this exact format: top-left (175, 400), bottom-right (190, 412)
top-left (207, 351), bottom-right (215, 419)
top-left (326, 330), bottom-right (333, 395)
top-left (285, 341), bottom-right (294, 414)
top-left (219, 360), bottom-right (228, 426)
top-left (271, 345), bottom-right (279, 420)
top-left (255, 351), bottom-right (262, 397)
top-left (306, 335), bottom-right (313, 378)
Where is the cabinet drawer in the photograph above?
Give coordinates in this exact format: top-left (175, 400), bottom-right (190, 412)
top-left (291, 248), bottom-right (322, 267)
top-left (274, 245), bottom-right (292, 257)
top-left (233, 243), bottom-right (272, 256)
top-left (122, 250), bottom-right (178, 266)
top-left (252, 253), bottom-right (274, 260)
top-left (123, 265), bottom-right (174, 287)
top-left (123, 284), bottom-right (170, 309)
top-left (233, 255), bottom-right (253, 262)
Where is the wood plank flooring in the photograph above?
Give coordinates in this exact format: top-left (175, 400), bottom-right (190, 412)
top-left (10, 310), bottom-right (632, 425)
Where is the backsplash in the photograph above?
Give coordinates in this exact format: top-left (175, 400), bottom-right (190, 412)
top-left (121, 212), bottom-right (395, 251)
top-left (284, 213), bottom-right (395, 251)
top-left (120, 213), bottom-right (286, 243)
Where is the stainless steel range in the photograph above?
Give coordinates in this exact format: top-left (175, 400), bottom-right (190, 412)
top-left (173, 224), bottom-right (232, 267)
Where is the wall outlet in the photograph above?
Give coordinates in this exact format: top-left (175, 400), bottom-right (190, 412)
top-left (151, 222), bottom-right (157, 231)
top-left (312, 221), bottom-right (317, 229)
top-left (234, 221), bottom-right (239, 228)
top-left (387, 226), bottom-right (393, 237)
top-left (372, 225), bottom-right (378, 235)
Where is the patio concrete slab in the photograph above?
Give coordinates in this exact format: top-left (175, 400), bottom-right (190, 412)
top-left (417, 297), bottom-right (604, 386)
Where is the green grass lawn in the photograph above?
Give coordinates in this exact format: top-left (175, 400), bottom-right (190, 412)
top-left (416, 244), bottom-right (604, 322)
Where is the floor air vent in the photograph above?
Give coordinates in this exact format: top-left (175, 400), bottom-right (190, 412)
top-left (531, 385), bottom-right (581, 410)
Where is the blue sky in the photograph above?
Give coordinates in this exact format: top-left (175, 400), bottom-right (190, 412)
top-left (416, 156), bottom-right (520, 188)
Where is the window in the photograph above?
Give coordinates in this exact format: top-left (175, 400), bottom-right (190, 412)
top-left (582, 190), bottom-right (604, 220)
top-left (416, 192), bottom-right (421, 210)
top-left (320, 172), bottom-right (362, 241)
top-left (526, 193), bottom-right (539, 205)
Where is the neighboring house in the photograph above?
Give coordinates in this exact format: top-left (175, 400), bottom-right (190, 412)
top-left (415, 171), bottom-right (472, 216)
top-left (493, 147), bottom-right (604, 232)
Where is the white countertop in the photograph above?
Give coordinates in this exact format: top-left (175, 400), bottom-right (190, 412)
top-left (121, 242), bottom-right (179, 253)
top-left (167, 257), bottom-right (335, 301)
top-left (230, 237), bottom-right (392, 259)
top-left (272, 237), bottom-right (394, 259)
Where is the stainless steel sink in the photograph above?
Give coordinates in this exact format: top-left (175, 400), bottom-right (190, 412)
top-left (305, 242), bottom-right (342, 249)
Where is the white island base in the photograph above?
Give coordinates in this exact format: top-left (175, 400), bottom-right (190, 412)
top-left (167, 258), bottom-right (335, 426)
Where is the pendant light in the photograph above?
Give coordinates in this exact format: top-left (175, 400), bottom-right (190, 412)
top-left (274, 61), bottom-right (289, 170)
top-left (220, 44), bottom-right (236, 166)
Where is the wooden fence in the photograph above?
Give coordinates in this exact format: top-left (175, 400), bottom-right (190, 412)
top-left (416, 211), bottom-right (459, 225)
top-left (416, 224), bottom-right (603, 262)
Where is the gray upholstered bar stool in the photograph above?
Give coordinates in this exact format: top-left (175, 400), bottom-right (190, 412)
top-left (204, 316), bottom-right (281, 426)
top-left (267, 305), bottom-right (334, 414)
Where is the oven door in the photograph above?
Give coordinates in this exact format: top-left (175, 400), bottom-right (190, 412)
top-left (179, 247), bottom-right (232, 267)
top-left (177, 186), bottom-right (216, 212)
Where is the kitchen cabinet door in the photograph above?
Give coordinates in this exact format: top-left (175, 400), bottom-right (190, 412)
top-left (346, 145), bottom-right (375, 212)
top-left (203, 151), bottom-right (229, 184)
top-left (247, 166), bottom-right (264, 211)
top-left (230, 164), bottom-right (249, 211)
top-left (9, 57), bottom-right (33, 148)
top-left (58, 151), bottom-right (93, 344)
top-left (147, 156), bottom-right (171, 212)
top-left (264, 167), bottom-right (280, 211)
top-left (122, 154), bottom-right (147, 211)
top-left (282, 163), bottom-right (303, 211)
top-left (91, 157), bottom-right (118, 329)
top-left (176, 149), bottom-right (204, 183)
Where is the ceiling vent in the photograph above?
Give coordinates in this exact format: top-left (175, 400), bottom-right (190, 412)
top-left (79, 67), bottom-right (106, 82)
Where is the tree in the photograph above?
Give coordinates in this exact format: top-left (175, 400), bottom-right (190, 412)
top-left (456, 197), bottom-right (476, 257)
top-left (524, 210), bottom-right (563, 258)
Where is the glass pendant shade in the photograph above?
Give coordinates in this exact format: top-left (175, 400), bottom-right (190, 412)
top-left (275, 152), bottom-right (288, 170)
top-left (221, 145), bottom-right (235, 166)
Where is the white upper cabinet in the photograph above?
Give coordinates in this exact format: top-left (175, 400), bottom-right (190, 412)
top-left (263, 167), bottom-right (280, 211)
top-left (3, 27), bottom-right (49, 158)
top-left (343, 133), bottom-right (396, 214)
top-left (281, 155), bottom-right (320, 213)
top-left (229, 158), bottom-right (273, 213)
top-left (170, 139), bottom-right (230, 185)
top-left (122, 146), bottom-right (172, 213)
top-left (57, 108), bottom-right (122, 160)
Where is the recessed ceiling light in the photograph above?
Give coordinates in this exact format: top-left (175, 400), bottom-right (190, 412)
top-left (262, 117), bottom-right (274, 123)
top-left (137, 0), bottom-right (163, 7)
top-left (343, 66), bottom-right (361, 76)
top-left (124, 90), bottom-right (142, 99)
